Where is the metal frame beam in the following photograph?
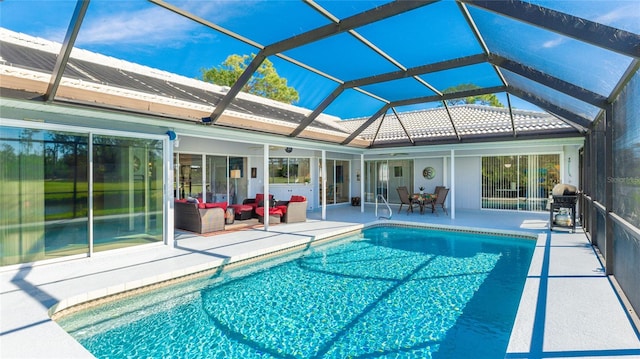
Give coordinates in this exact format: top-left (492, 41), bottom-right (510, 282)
top-left (508, 87), bottom-right (592, 130)
top-left (345, 54), bottom-right (487, 89)
top-left (45, 0), bottom-right (89, 102)
top-left (367, 130), bottom-right (581, 149)
top-left (457, 2), bottom-right (508, 87)
top-left (506, 93), bottom-right (516, 137)
top-left (604, 105), bottom-right (614, 274)
top-left (391, 85), bottom-right (506, 108)
top-left (442, 101), bottom-right (461, 141)
top-left (462, 0), bottom-right (640, 59)
top-left (289, 85), bottom-right (345, 137)
top-left (207, 51), bottom-right (268, 123)
top-left (490, 55), bottom-right (608, 108)
top-left (391, 107), bottom-right (415, 145)
top-left (290, 54), bottom-right (487, 138)
top-left (265, 1), bottom-right (434, 56)
top-left (208, 0), bottom-right (433, 123)
top-left (342, 86), bottom-right (506, 145)
top-left (342, 104), bottom-right (390, 145)
top-left (370, 112), bottom-right (386, 147)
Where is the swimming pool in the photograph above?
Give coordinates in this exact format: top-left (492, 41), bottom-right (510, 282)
top-left (56, 225), bottom-right (536, 358)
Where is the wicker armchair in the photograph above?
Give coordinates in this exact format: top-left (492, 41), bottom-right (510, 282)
top-left (275, 195), bottom-right (308, 223)
top-left (174, 200), bottom-right (225, 233)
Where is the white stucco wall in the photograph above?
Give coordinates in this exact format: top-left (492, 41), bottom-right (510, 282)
top-left (414, 157), bottom-right (445, 194)
top-left (454, 156), bottom-right (482, 210)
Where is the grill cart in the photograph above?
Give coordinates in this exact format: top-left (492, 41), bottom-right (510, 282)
top-left (549, 184), bottom-right (578, 233)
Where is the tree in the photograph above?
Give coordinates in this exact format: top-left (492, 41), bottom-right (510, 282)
top-left (201, 54), bottom-right (299, 104)
top-left (442, 84), bottom-right (503, 107)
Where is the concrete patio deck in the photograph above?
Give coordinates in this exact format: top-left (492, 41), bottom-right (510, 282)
top-left (1, 205), bottom-right (639, 358)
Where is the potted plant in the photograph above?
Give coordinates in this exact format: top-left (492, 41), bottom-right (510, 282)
top-left (419, 186), bottom-right (424, 195)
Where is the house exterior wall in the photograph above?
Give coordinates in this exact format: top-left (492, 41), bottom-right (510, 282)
top-left (0, 104), bottom-right (586, 267)
top-left (414, 157), bottom-right (445, 195)
top-left (455, 157), bottom-right (482, 210)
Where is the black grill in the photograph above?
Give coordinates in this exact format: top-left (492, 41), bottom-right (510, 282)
top-left (549, 185), bottom-right (578, 232)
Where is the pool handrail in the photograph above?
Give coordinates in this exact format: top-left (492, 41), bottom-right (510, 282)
top-left (375, 194), bottom-right (393, 220)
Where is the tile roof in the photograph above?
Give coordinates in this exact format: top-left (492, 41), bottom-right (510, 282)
top-left (338, 105), bottom-right (574, 143)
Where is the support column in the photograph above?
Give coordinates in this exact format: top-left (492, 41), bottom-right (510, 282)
top-left (165, 135), bottom-right (175, 247)
top-left (263, 144), bottom-right (270, 231)
top-left (450, 149), bottom-right (455, 219)
top-left (604, 107), bottom-right (614, 274)
top-left (360, 154), bottom-right (365, 213)
top-left (88, 133), bottom-right (94, 255)
top-left (322, 150), bottom-right (327, 220)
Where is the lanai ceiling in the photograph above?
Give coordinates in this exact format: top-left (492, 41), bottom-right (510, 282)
top-left (1, 0), bottom-right (639, 148)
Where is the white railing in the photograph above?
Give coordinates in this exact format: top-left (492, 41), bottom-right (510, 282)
top-left (375, 194), bottom-right (392, 220)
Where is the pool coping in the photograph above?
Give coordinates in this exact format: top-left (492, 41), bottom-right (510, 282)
top-left (368, 219), bottom-right (539, 240)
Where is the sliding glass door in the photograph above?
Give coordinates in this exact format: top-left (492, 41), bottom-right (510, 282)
top-left (481, 154), bottom-right (560, 211)
top-left (365, 161), bottom-right (387, 203)
top-left (319, 159), bottom-right (350, 205)
top-left (176, 153), bottom-right (203, 200)
top-left (175, 154), bottom-right (247, 204)
top-left (1, 125), bottom-right (165, 265)
top-left (205, 155), bottom-right (227, 203)
top-left (1, 127), bottom-right (89, 264)
top-left (92, 135), bottom-right (164, 252)
top-left (365, 160), bottom-right (413, 203)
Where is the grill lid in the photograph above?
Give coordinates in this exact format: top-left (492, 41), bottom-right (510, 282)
top-left (552, 183), bottom-right (578, 196)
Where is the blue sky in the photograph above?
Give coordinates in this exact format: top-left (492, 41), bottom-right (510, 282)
top-left (1, 0), bottom-right (637, 120)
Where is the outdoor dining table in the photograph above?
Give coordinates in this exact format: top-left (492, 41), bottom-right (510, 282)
top-left (411, 193), bottom-right (437, 214)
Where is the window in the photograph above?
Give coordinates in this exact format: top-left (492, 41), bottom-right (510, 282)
top-left (269, 157), bottom-right (310, 184)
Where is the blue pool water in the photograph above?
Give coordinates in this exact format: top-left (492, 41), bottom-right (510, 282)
top-left (57, 226), bottom-right (535, 358)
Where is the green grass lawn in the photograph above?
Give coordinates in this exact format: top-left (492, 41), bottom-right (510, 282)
top-left (2, 179), bottom-right (162, 222)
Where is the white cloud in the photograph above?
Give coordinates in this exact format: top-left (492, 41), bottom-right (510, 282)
top-left (76, 6), bottom-right (197, 46)
top-left (542, 37), bottom-right (564, 49)
top-left (595, 4), bottom-right (638, 25)
top-left (45, 0), bottom-right (277, 50)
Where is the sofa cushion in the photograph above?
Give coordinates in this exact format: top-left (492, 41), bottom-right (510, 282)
top-left (230, 204), bottom-right (252, 212)
top-left (204, 202), bottom-right (228, 211)
top-left (290, 195), bottom-right (306, 202)
top-left (255, 207), bottom-right (283, 217)
top-left (275, 205), bottom-right (288, 215)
